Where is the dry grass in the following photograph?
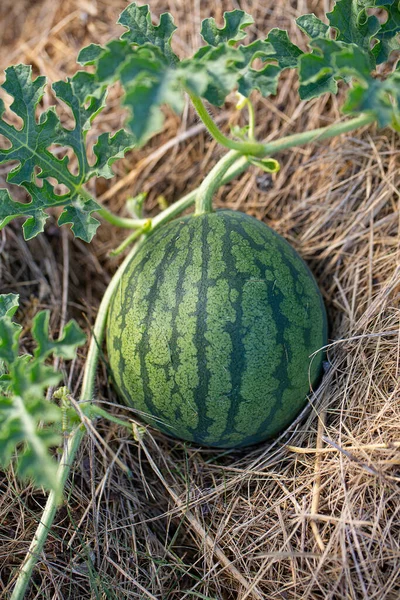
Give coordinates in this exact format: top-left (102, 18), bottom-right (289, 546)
top-left (1, 0), bottom-right (399, 598)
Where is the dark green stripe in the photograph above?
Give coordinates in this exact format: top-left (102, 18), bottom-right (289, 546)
top-left (122, 220), bottom-right (186, 425)
top-left (191, 215), bottom-right (212, 439)
top-left (167, 225), bottom-right (196, 392)
top-left (217, 215), bottom-right (245, 443)
top-left (171, 216), bottom-right (205, 434)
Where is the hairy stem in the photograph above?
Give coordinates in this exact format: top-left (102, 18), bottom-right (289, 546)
top-left (188, 92), bottom-right (265, 156)
top-left (247, 99), bottom-right (256, 140)
top-left (260, 113), bottom-right (375, 155)
top-left (11, 111), bottom-right (375, 598)
top-left (195, 150), bottom-right (241, 215)
top-left (109, 220), bottom-right (152, 256)
top-left (97, 207), bottom-right (148, 229)
top-left (78, 187), bottom-right (147, 230)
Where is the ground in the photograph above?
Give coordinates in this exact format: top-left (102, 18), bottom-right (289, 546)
top-left (0, 1), bottom-right (399, 599)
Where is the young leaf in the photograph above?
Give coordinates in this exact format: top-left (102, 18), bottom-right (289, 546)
top-left (201, 10), bottom-right (254, 46)
top-left (0, 293), bottom-right (19, 319)
top-left (327, 0), bottom-right (380, 56)
top-left (0, 295), bottom-right (86, 499)
top-left (298, 39), bottom-right (344, 100)
top-left (238, 64), bottom-right (281, 97)
top-left (32, 310), bottom-right (86, 360)
top-left (0, 65), bottom-right (135, 242)
top-left (296, 14), bottom-right (330, 39)
top-left (263, 29), bottom-right (303, 69)
top-left (118, 3), bottom-right (179, 65)
top-left (77, 43), bottom-right (105, 65)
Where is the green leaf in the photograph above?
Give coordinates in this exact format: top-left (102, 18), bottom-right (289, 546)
top-left (118, 3), bottom-right (179, 65)
top-left (238, 64), bottom-right (281, 97)
top-left (96, 40), bottom-right (132, 82)
top-left (0, 317), bottom-right (20, 364)
top-left (0, 294), bottom-right (20, 383)
top-left (120, 54), bottom-right (184, 142)
top-left (57, 197), bottom-right (103, 241)
top-left (0, 307), bottom-right (85, 499)
top-left (298, 39), bottom-right (343, 100)
top-left (326, 42), bottom-right (400, 127)
top-left (0, 394), bottom-right (63, 500)
top-left (0, 65), bottom-right (135, 241)
top-left (80, 5), bottom-right (303, 142)
top-left (235, 36), bottom-right (301, 98)
top-left (324, 1), bottom-right (400, 64)
top-left (342, 71), bottom-right (400, 127)
top-left (77, 43), bottom-right (105, 65)
top-left (334, 44), bottom-right (372, 80)
top-left (263, 29), bottom-right (303, 69)
top-left (0, 183), bottom-right (101, 242)
top-left (201, 10), bottom-right (254, 46)
top-left (327, 0), bottom-right (380, 55)
top-left (0, 294), bottom-right (19, 319)
top-left (296, 14), bottom-right (329, 39)
top-left (371, 3), bottom-right (400, 63)
top-left (186, 44), bottom-right (239, 106)
top-left (32, 311), bottom-right (86, 360)
top-left (93, 130), bottom-right (137, 178)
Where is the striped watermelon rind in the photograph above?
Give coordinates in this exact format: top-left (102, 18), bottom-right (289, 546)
top-left (107, 210), bottom-right (327, 448)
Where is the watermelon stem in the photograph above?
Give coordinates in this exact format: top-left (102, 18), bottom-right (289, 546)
top-left (188, 92), bottom-right (266, 156)
top-left (195, 150), bottom-right (242, 215)
top-left (109, 219), bottom-right (152, 256)
top-left (235, 93), bottom-right (256, 140)
top-left (97, 206), bottom-right (148, 230)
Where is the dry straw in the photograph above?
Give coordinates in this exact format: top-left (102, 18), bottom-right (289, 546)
top-left (0, 0), bottom-right (399, 598)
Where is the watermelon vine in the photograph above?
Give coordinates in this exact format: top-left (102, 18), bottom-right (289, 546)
top-left (0, 1), bottom-right (399, 597)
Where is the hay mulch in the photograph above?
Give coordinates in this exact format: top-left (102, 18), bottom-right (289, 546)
top-left (0, 1), bottom-right (399, 598)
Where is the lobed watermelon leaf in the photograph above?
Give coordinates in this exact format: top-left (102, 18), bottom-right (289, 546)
top-left (118, 3), bottom-right (179, 65)
top-left (327, 0), bottom-right (381, 54)
top-left (0, 294), bottom-right (86, 500)
top-left (201, 10), bottom-right (254, 46)
top-left (79, 6), bottom-right (304, 144)
top-left (0, 65), bottom-right (135, 242)
top-left (327, 0), bottom-right (400, 64)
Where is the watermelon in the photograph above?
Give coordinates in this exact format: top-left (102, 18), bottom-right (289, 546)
top-left (107, 210), bottom-right (327, 448)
